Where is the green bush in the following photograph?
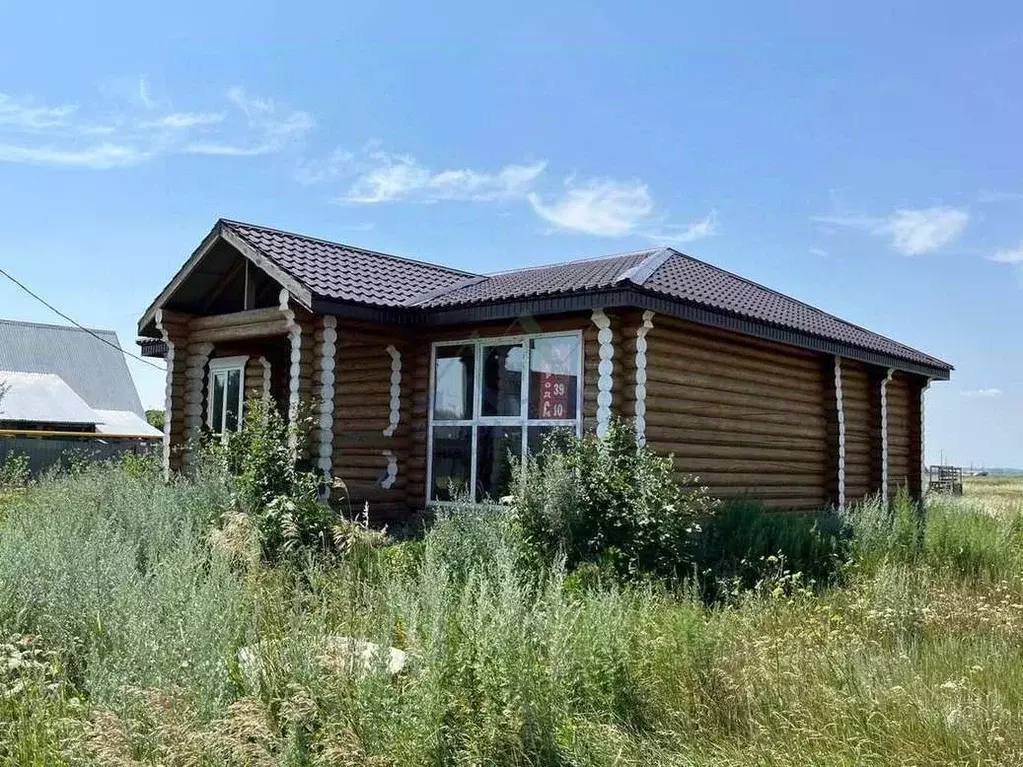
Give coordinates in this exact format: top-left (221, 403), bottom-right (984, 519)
top-left (511, 417), bottom-right (718, 583)
top-left (692, 498), bottom-right (851, 600)
top-left (204, 399), bottom-right (346, 562)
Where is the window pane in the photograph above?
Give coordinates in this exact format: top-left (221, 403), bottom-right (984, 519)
top-left (224, 369), bottom-right (242, 432)
top-left (434, 346), bottom-right (475, 420)
top-left (529, 336), bottom-right (580, 420)
top-left (431, 426), bottom-right (472, 501)
top-left (481, 344), bottom-right (523, 417)
top-left (211, 372), bottom-right (226, 433)
top-left (476, 426), bottom-right (522, 501)
top-left (527, 425), bottom-right (575, 456)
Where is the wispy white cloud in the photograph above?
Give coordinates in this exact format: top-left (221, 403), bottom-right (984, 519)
top-left (0, 143), bottom-right (147, 169)
top-left (990, 240), bottom-right (1023, 264)
top-left (528, 178), bottom-right (653, 236)
top-left (646, 210), bottom-right (719, 244)
top-left (304, 144), bottom-right (716, 241)
top-left (143, 112), bottom-right (226, 129)
top-left (809, 247), bottom-right (829, 258)
top-left (332, 147), bottom-right (546, 204)
top-left (527, 176), bottom-right (717, 241)
top-left (813, 205), bottom-right (969, 256)
top-left (885, 208), bottom-right (969, 256)
top-left (962, 388), bottom-right (1003, 398)
top-left (0, 83), bottom-right (312, 169)
top-left (138, 77), bottom-right (157, 110)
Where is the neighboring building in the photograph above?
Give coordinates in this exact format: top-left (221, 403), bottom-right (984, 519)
top-left (137, 219), bottom-right (952, 518)
top-left (0, 319), bottom-right (161, 447)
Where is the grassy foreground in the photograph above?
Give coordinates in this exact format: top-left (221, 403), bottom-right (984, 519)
top-left (2, 468), bottom-right (1023, 765)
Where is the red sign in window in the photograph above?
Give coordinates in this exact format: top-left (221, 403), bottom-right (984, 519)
top-left (538, 371), bottom-right (571, 419)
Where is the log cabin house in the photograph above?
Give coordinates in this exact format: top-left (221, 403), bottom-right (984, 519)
top-left (137, 219), bottom-right (952, 519)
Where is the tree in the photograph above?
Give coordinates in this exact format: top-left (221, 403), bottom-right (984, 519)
top-left (146, 409), bottom-right (165, 431)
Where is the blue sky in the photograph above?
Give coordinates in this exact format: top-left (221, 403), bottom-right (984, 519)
top-left (1, 1), bottom-right (1021, 466)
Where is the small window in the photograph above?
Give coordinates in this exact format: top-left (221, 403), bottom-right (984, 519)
top-left (428, 332), bottom-right (582, 504)
top-left (207, 356), bottom-right (248, 435)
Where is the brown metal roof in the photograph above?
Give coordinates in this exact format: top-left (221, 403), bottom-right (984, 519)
top-left (413, 249), bottom-right (658, 307)
top-left (223, 220), bottom-right (474, 307)
top-left (199, 219), bottom-right (951, 376)
top-left (642, 252), bottom-right (952, 371)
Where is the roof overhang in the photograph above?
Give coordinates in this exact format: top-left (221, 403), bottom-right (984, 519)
top-left (404, 287), bottom-right (952, 380)
top-left (137, 221), bottom-right (314, 337)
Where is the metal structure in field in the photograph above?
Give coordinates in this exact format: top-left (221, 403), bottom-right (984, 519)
top-left (928, 465), bottom-right (964, 496)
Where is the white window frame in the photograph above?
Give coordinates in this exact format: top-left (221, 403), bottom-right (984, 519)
top-left (206, 355), bottom-right (248, 435)
top-left (427, 330), bottom-right (584, 505)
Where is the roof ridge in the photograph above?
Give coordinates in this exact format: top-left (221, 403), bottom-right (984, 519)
top-left (0, 317), bottom-right (116, 335)
top-left (405, 275), bottom-right (491, 307)
top-left (614, 247), bottom-right (674, 286)
top-left (482, 247), bottom-right (660, 277)
top-left (653, 249), bottom-right (950, 368)
top-left (221, 218), bottom-right (480, 278)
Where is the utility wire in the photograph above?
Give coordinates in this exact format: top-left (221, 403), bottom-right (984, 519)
top-left (0, 266), bottom-right (165, 371)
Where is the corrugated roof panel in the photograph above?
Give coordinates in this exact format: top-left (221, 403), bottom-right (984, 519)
top-left (0, 320), bottom-right (145, 415)
top-left (92, 409), bottom-right (163, 437)
top-left (0, 371), bottom-right (99, 425)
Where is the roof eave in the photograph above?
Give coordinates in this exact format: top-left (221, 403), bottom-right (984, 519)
top-left (408, 286), bottom-right (952, 379)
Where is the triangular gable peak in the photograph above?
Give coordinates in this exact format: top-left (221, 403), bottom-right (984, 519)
top-left (138, 221), bottom-right (312, 337)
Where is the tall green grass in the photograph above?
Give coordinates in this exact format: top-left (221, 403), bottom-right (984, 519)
top-left (3, 464), bottom-right (1023, 764)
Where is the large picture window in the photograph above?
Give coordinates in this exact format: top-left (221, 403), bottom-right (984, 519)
top-left (207, 356), bottom-right (247, 435)
top-left (428, 332), bottom-right (582, 503)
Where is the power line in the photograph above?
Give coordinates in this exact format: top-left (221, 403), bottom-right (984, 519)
top-left (0, 266), bottom-right (165, 372)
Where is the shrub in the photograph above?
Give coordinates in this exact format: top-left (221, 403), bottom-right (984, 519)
top-left (0, 451), bottom-right (30, 489)
top-left (510, 417), bottom-right (718, 583)
top-left (204, 399), bottom-right (345, 562)
top-left (692, 498), bottom-right (851, 600)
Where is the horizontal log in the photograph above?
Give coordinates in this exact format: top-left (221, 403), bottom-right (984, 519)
top-left (642, 369), bottom-right (825, 408)
top-left (642, 327), bottom-right (820, 372)
top-left (650, 314), bottom-right (820, 361)
top-left (669, 455), bottom-right (829, 474)
top-left (627, 343), bottom-right (822, 388)
top-left (675, 471), bottom-right (825, 487)
top-left (190, 319), bottom-right (290, 343)
top-left (646, 441), bottom-right (826, 463)
top-left (189, 307), bottom-right (284, 331)
top-left (640, 410), bottom-right (826, 439)
top-left (643, 427), bottom-right (825, 451)
top-left (334, 407), bottom-right (389, 422)
top-left (636, 398), bottom-right (826, 429)
top-left (641, 380), bottom-right (826, 417)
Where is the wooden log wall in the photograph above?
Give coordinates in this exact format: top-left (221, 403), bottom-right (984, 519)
top-left (332, 322), bottom-right (412, 521)
top-left (907, 377), bottom-right (924, 499)
top-left (841, 360), bottom-right (883, 504)
top-left (156, 311), bottom-right (190, 474)
top-left (243, 356), bottom-right (264, 404)
top-left (886, 372), bottom-right (913, 498)
top-left (623, 314), bottom-right (830, 509)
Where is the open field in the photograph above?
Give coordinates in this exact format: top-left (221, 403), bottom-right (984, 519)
top-left (2, 466), bottom-right (1023, 765)
top-left (962, 474), bottom-right (1023, 517)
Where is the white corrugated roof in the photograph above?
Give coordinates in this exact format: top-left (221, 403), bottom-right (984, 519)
top-left (0, 319), bottom-right (147, 415)
top-left (93, 409), bottom-right (162, 437)
top-left (0, 370), bottom-right (99, 425)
